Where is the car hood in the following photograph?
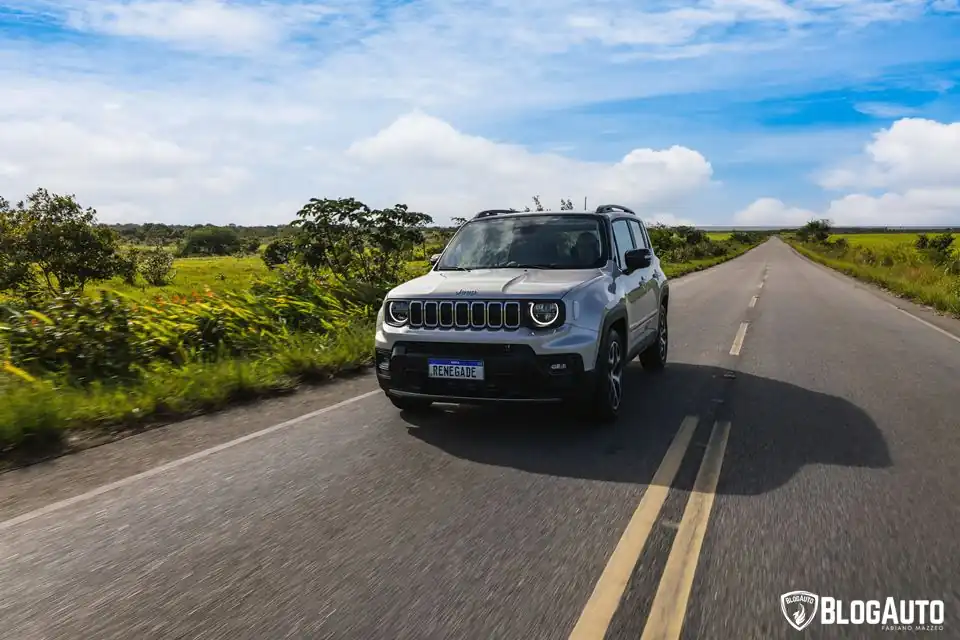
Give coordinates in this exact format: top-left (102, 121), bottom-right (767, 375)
top-left (388, 268), bottom-right (604, 299)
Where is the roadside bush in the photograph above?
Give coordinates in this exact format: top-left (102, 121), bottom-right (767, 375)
top-left (115, 248), bottom-right (142, 286)
top-left (797, 219), bottom-right (832, 243)
top-left (647, 224), bottom-right (678, 253)
top-left (0, 277), bottom-right (363, 385)
top-left (262, 237), bottom-right (294, 269)
top-left (140, 246), bottom-right (176, 286)
top-left (177, 227), bottom-right (243, 257)
top-left (922, 233), bottom-right (956, 265)
top-left (0, 292), bottom-right (143, 384)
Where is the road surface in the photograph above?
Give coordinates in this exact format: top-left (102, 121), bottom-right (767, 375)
top-left (1, 237), bottom-right (958, 639)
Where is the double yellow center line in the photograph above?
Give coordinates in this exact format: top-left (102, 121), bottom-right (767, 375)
top-left (569, 416), bottom-right (732, 640)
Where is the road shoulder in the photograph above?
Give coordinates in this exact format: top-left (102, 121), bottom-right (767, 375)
top-left (786, 241), bottom-right (960, 342)
top-left (0, 373), bottom-right (380, 522)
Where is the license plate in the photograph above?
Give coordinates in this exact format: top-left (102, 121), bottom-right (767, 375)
top-left (427, 358), bottom-right (485, 381)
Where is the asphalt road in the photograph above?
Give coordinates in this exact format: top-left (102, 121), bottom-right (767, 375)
top-left (1, 237), bottom-right (958, 640)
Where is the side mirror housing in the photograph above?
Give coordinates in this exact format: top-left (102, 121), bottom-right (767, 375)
top-left (624, 248), bottom-right (653, 272)
top-left (429, 253), bottom-right (442, 266)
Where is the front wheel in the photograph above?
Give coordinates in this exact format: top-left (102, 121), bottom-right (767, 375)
top-left (583, 326), bottom-right (625, 423)
top-left (639, 304), bottom-right (668, 372)
top-left (388, 395), bottom-right (433, 412)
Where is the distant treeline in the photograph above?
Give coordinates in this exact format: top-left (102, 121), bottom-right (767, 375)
top-left (105, 222), bottom-right (297, 245)
top-left (827, 227), bottom-right (960, 234)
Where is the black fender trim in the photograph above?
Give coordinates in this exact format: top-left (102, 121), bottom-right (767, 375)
top-left (599, 307), bottom-right (629, 365)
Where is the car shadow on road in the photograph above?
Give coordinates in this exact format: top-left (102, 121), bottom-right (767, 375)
top-left (399, 362), bottom-right (892, 496)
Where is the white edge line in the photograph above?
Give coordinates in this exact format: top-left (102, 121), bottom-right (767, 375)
top-left (730, 322), bottom-right (749, 356)
top-left (888, 304), bottom-right (960, 345)
top-left (749, 296), bottom-right (758, 308)
top-left (0, 390), bottom-right (381, 532)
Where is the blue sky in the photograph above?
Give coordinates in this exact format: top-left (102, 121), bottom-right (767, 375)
top-left (1, 0), bottom-right (959, 227)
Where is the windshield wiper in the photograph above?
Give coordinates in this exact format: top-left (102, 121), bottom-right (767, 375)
top-left (437, 266), bottom-right (472, 271)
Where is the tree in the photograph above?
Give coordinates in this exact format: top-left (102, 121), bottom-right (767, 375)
top-left (451, 216), bottom-right (468, 227)
top-left (797, 219), bottom-right (832, 243)
top-left (290, 197), bottom-right (432, 290)
top-left (140, 245), bottom-right (176, 286)
top-left (0, 188), bottom-right (120, 294)
top-left (262, 237), bottom-right (295, 269)
top-left (560, 198), bottom-right (574, 211)
top-left (177, 227), bottom-right (243, 257)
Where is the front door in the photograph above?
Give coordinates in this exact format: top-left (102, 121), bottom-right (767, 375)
top-left (611, 218), bottom-right (645, 352)
top-left (628, 219), bottom-right (659, 345)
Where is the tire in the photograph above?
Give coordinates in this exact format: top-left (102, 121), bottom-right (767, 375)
top-left (388, 395), bottom-right (433, 412)
top-left (639, 303), bottom-right (668, 372)
top-left (583, 325), bottom-right (626, 423)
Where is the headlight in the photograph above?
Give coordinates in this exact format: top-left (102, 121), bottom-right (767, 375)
top-left (386, 300), bottom-right (410, 326)
top-left (529, 301), bottom-right (560, 327)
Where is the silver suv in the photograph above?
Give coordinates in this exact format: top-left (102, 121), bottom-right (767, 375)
top-left (374, 204), bottom-right (670, 422)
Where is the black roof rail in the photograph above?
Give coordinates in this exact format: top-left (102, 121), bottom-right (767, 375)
top-left (473, 208), bottom-right (518, 219)
top-left (595, 204), bottom-right (637, 216)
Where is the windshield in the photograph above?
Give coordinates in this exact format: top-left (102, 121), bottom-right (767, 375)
top-left (436, 214), bottom-right (607, 270)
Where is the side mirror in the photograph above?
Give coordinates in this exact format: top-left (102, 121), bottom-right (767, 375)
top-left (624, 248), bottom-right (653, 272)
top-left (429, 253), bottom-right (442, 266)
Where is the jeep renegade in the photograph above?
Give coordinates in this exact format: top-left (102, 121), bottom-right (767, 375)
top-left (374, 204), bottom-right (670, 422)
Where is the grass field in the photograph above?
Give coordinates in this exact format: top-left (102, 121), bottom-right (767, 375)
top-left (829, 233), bottom-right (960, 256)
top-left (786, 233), bottom-right (960, 318)
top-left (96, 255), bottom-right (270, 300)
top-left (705, 232), bottom-right (732, 241)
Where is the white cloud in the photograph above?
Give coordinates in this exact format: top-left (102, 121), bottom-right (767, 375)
top-left (346, 111), bottom-right (714, 219)
top-left (0, 77), bottom-right (713, 225)
top-left (13, 0), bottom-right (339, 54)
top-left (0, 0), bottom-right (956, 228)
top-left (819, 118), bottom-right (960, 190)
top-left (734, 198), bottom-right (818, 226)
top-left (824, 189), bottom-right (960, 225)
top-left (739, 118), bottom-right (960, 226)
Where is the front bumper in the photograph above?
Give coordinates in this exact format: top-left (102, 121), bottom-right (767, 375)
top-left (375, 341), bottom-right (596, 404)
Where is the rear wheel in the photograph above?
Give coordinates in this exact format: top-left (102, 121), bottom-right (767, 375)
top-left (388, 395), bottom-right (433, 412)
top-left (583, 325), bottom-right (625, 423)
top-left (639, 304), bottom-right (668, 372)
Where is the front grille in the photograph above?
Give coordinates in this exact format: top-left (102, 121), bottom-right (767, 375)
top-left (408, 300), bottom-right (522, 330)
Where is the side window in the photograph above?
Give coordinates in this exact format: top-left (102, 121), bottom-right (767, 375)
top-left (611, 219), bottom-right (636, 268)
top-left (628, 220), bottom-right (649, 249)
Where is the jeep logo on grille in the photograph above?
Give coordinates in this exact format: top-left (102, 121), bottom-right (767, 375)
top-left (455, 289), bottom-right (478, 296)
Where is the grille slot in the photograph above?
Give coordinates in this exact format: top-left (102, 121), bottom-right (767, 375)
top-left (470, 302), bottom-right (486, 328)
top-left (401, 299), bottom-right (524, 331)
top-left (504, 301), bottom-right (521, 328)
top-left (439, 301), bottom-right (454, 327)
top-left (424, 301), bottom-right (438, 327)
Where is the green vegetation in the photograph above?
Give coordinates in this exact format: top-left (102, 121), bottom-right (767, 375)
top-left (1, 190), bottom-right (766, 462)
top-left (785, 220), bottom-right (960, 317)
